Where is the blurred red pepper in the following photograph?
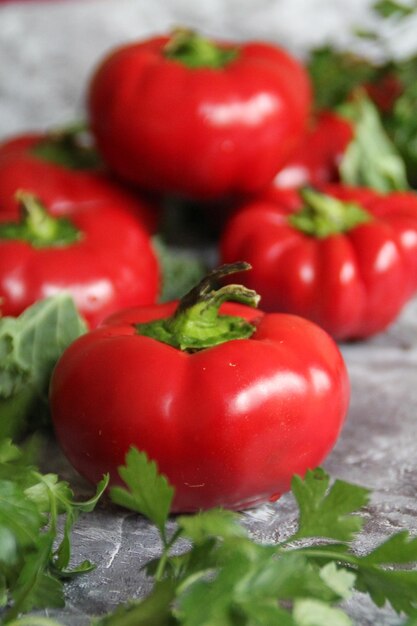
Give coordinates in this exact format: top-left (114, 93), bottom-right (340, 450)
top-left (364, 71), bottom-right (404, 115)
top-left (88, 29), bottom-right (311, 200)
top-left (273, 92), bottom-right (411, 196)
top-left (220, 184), bottom-right (417, 340)
top-left (272, 111), bottom-right (354, 189)
top-left (0, 192), bottom-right (159, 327)
top-left (0, 129), bottom-right (158, 232)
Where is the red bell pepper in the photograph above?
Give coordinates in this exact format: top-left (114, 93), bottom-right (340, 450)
top-left (50, 263), bottom-right (349, 512)
top-left (220, 185), bottom-right (417, 340)
top-left (272, 111), bottom-right (354, 189)
top-left (272, 95), bottom-right (409, 194)
top-left (0, 129), bottom-right (158, 232)
top-left (87, 29), bottom-right (311, 199)
top-left (0, 192), bottom-right (159, 327)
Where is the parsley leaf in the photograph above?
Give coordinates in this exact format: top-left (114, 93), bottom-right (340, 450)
top-left (0, 480), bottom-right (42, 562)
top-left (290, 467), bottom-right (369, 542)
top-left (110, 448), bottom-right (174, 539)
top-left (0, 295), bottom-right (87, 439)
top-left (307, 47), bottom-right (376, 110)
top-left (153, 236), bottom-right (207, 303)
top-left (338, 93), bottom-right (409, 191)
top-left (178, 509), bottom-right (246, 543)
top-left (373, 0), bottom-right (417, 19)
top-left (0, 437), bottom-right (107, 621)
top-left (108, 452), bottom-right (417, 624)
top-left (361, 530), bottom-right (417, 565)
top-left (355, 567), bottom-right (417, 614)
top-left (293, 598), bottom-right (353, 626)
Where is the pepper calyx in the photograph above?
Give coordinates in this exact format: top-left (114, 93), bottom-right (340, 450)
top-left (164, 28), bottom-right (238, 69)
top-left (136, 262), bottom-right (260, 351)
top-left (289, 187), bottom-right (372, 238)
top-left (0, 192), bottom-right (82, 248)
top-left (31, 123), bottom-right (102, 171)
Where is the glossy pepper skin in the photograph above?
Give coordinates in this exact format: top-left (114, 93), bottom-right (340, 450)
top-left (50, 265), bottom-right (349, 512)
top-left (0, 132), bottom-right (157, 232)
top-left (273, 111), bottom-right (354, 189)
top-left (0, 194), bottom-right (159, 328)
top-left (88, 30), bottom-right (311, 199)
top-left (220, 185), bottom-right (417, 340)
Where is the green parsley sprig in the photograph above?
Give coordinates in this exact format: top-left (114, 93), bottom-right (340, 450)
top-left (80, 449), bottom-right (417, 626)
top-left (0, 294), bottom-right (87, 440)
top-left (0, 438), bottom-right (108, 622)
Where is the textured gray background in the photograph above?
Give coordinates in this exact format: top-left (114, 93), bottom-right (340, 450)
top-left (1, 1), bottom-right (417, 624)
top-left (1, 0), bottom-right (417, 137)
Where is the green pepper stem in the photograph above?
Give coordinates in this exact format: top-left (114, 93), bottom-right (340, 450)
top-left (164, 28), bottom-right (238, 69)
top-left (136, 262), bottom-right (260, 351)
top-left (31, 124), bottom-right (101, 170)
top-left (289, 187), bottom-right (372, 238)
top-left (0, 192), bottom-right (81, 248)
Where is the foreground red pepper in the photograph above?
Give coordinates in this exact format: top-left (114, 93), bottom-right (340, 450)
top-left (88, 29), bottom-right (311, 199)
top-left (0, 193), bottom-right (159, 327)
top-left (0, 129), bottom-right (158, 232)
top-left (50, 263), bottom-right (349, 512)
top-left (220, 185), bottom-right (417, 340)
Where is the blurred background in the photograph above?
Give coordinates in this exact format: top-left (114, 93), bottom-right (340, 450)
top-left (1, 0), bottom-right (417, 138)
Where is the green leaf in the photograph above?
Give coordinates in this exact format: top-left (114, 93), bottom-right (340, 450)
top-left (8, 532), bottom-right (65, 617)
top-left (71, 473), bottom-right (109, 514)
top-left (0, 480), bottom-right (43, 556)
top-left (373, 0), bottom-right (416, 19)
top-left (153, 236), bottom-right (207, 303)
top-left (16, 294), bottom-right (87, 399)
top-left (0, 438), bottom-right (22, 464)
top-left (388, 76), bottom-right (417, 186)
top-left (110, 448), bottom-right (174, 536)
top-left (0, 294), bottom-right (87, 438)
top-left (178, 509), bottom-right (246, 543)
top-left (52, 474), bottom-right (108, 573)
top-left (176, 548), bottom-right (250, 626)
top-left (361, 530), bottom-right (417, 565)
top-left (0, 317), bottom-right (30, 398)
top-left (239, 602), bottom-right (297, 626)
top-left (355, 567), bottom-right (417, 614)
top-left (338, 93), bottom-right (409, 191)
top-left (234, 549), bottom-right (344, 604)
top-left (293, 599), bottom-right (353, 626)
top-left (319, 562), bottom-right (355, 600)
top-left (7, 618), bottom-right (68, 626)
top-left (291, 468), bottom-right (369, 542)
top-left (176, 543), bottom-right (346, 625)
top-left (24, 473), bottom-right (74, 515)
top-left (307, 47), bottom-right (376, 110)
top-left (0, 572), bottom-right (7, 607)
top-left (0, 526), bottom-right (19, 567)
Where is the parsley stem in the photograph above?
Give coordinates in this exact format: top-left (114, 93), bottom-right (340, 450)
top-left (175, 568), bottom-right (217, 596)
top-left (155, 527), bottom-right (183, 581)
top-left (7, 615), bottom-right (62, 626)
top-left (289, 546), bottom-right (361, 568)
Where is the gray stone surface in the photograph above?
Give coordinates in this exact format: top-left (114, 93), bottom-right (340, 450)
top-left (1, 1), bottom-right (417, 624)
